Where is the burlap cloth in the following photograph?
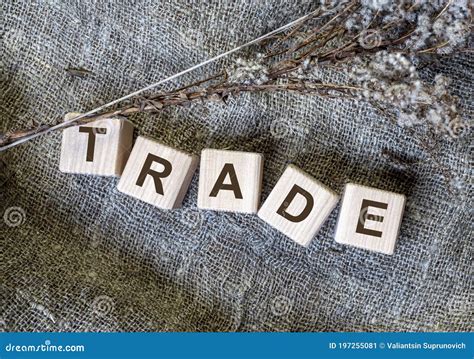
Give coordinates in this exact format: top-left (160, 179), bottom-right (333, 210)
top-left (1, 1), bottom-right (472, 331)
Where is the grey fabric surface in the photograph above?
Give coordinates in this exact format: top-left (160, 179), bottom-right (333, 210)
top-left (1, 0), bottom-right (472, 332)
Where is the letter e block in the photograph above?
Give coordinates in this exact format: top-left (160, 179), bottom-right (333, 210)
top-left (197, 149), bottom-right (264, 213)
top-left (59, 113), bottom-right (134, 176)
top-left (117, 136), bottom-right (198, 209)
top-left (334, 183), bottom-right (406, 255)
top-left (258, 165), bottom-right (339, 247)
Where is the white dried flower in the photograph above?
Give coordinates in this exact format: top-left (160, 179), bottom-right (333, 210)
top-left (350, 50), bottom-right (467, 138)
top-left (343, 1), bottom-right (471, 55)
top-left (228, 53), bottom-right (269, 85)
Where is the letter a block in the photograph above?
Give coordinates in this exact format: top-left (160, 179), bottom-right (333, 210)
top-left (335, 183), bottom-right (406, 255)
top-left (258, 165), bottom-right (339, 247)
top-left (197, 149), bottom-right (264, 213)
top-left (117, 136), bottom-right (198, 209)
top-left (59, 113), bottom-right (134, 176)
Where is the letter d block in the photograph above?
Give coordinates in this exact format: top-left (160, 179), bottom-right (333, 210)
top-left (258, 165), bottom-right (339, 247)
top-left (59, 113), bottom-right (134, 176)
top-left (117, 137), bottom-right (198, 209)
top-left (335, 183), bottom-right (406, 255)
top-left (198, 149), bottom-right (264, 213)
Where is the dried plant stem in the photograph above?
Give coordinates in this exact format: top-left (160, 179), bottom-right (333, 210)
top-left (0, 8), bottom-right (322, 151)
top-left (1, 0), bottom-right (470, 160)
top-left (1, 82), bottom-right (360, 145)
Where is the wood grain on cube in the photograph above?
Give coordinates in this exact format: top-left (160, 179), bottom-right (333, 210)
top-left (258, 164), bottom-right (339, 247)
top-left (59, 113), bottom-right (134, 176)
top-left (197, 149), bottom-right (264, 213)
top-left (117, 136), bottom-right (198, 209)
top-left (334, 183), bottom-right (406, 255)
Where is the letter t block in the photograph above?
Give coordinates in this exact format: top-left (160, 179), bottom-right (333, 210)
top-left (258, 165), bottom-right (339, 247)
top-left (334, 183), bottom-right (406, 254)
top-left (59, 113), bottom-right (134, 176)
top-left (117, 136), bottom-right (198, 209)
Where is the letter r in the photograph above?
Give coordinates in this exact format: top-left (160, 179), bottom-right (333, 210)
top-left (136, 153), bottom-right (172, 195)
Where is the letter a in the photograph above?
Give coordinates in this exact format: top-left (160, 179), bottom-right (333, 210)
top-left (209, 163), bottom-right (243, 199)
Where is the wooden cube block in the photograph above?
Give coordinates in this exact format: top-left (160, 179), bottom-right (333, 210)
top-left (117, 136), bottom-right (198, 209)
top-left (334, 183), bottom-right (406, 255)
top-left (258, 165), bottom-right (339, 247)
top-left (59, 113), bottom-right (134, 176)
top-left (197, 149), bottom-right (264, 213)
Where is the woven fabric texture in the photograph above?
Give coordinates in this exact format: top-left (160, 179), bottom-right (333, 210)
top-left (1, 0), bottom-right (472, 332)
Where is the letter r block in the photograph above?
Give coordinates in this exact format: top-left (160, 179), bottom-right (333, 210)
top-left (59, 113), bottom-right (134, 176)
top-left (117, 136), bottom-right (198, 209)
top-left (258, 165), bottom-right (339, 247)
top-left (197, 149), bottom-right (264, 213)
top-left (334, 183), bottom-right (406, 255)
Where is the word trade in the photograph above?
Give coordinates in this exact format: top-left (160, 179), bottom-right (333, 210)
top-left (59, 115), bottom-right (405, 254)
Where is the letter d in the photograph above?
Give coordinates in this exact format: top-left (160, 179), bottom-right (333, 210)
top-left (276, 184), bottom-right (314, 222)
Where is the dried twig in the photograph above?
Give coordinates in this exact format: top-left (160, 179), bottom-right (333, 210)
top-left (1, 0), bottom-right (470, 156)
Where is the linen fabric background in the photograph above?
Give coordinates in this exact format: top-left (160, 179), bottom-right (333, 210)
top-left (1, 0), bottom-right (472, 332)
